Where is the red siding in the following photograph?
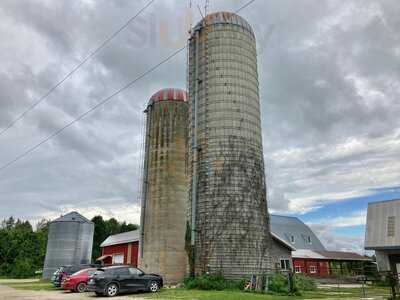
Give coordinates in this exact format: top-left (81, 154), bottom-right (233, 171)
top-left (293, 258), bottom-right (329, 276)
top-left (101, 241), bottom-right (139, 267)
top-left (131, 242), bottom-right (139, 267)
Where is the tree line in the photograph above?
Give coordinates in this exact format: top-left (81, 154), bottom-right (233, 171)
top-left (0, 216), bottom-right (138, 278)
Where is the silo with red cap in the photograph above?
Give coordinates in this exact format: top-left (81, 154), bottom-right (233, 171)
top-left (139, 88), bottom-right (188, 284)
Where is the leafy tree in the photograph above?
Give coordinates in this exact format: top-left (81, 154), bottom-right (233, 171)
top-left (120, 222), bottom-right (139, 232)
top-left (92, 216), bottom-right (107, 260)
top-left (0, 215), bottom-right (138, 278)
top-left (106, 218), bottom-right (120, 235)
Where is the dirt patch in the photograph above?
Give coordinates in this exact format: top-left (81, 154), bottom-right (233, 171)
top-left (0, 284), bottom-right (145, 300)
top-left (0, 279), bottom-right (39, 284)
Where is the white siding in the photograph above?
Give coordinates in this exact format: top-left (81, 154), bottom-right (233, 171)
top-left (365, 199), bottom-right (400, 249)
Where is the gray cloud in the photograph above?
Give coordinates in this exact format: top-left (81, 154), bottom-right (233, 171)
top-left (0, 0), bottom-right (399, 252)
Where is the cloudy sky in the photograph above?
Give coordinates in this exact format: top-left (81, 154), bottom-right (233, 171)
top-left (0, 0), bottom-right (399, 253)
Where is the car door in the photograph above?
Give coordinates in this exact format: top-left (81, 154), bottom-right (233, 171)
top-left (127, 268), bottom-right (147, 291)
top-left (113, 268), bottom-right (131, 292)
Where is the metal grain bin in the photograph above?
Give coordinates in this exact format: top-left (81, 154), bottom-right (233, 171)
top-left (139, 88), bottom-right (188, 284)
top-left (42, 211), bottom-right (94, 279)
top-left (187, 12), bottom-right (273, 278)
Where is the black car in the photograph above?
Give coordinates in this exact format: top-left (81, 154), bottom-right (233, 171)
top-left (52, 264), bottom-right (99, 287)
top-left (87, 265), bottom-right (163, 297)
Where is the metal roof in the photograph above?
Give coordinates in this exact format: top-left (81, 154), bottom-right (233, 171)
top-left (271, 232), bottom-right (296, 251)
top-left (292, 249), bottom-right (326, 259)
top-left (52, 211), bottom-right (93, 224)
top-left (148, 88), bottom-right (187, 105)
top-left (193, 11), bottom-right (254, 37)
top-left (100, 230), bottom-right (139, 248)
top-left (270, 215), bottom-right (326, 251)
top-left (293, 249), bottom-right (371, 261)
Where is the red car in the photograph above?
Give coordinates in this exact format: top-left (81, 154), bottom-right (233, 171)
top-left (61, 268), bottom-right (97, 293)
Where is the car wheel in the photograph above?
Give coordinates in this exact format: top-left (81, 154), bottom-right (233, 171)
top-left (105, 283), bottom-right (119, 297)
top-left (148, 281), bottom-right (159, 293)
top-left (75, 282), bottom-right (87, 293)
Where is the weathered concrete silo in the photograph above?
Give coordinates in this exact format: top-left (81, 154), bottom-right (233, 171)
top-left (139, 88), bottom-right (188, 284)
top-left (188, 12), bottom-right (273, 278)
top-left (43, 211), bottom-right (94, 279)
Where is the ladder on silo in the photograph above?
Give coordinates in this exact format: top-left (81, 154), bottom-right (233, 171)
top-left (203, 16), bottom-right (210, 145)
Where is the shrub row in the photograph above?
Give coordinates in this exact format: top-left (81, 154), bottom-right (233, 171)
top-left (183, 272), bottom-right (316, 295)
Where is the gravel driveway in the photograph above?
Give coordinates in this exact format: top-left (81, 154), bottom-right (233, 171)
top-left (0, 284), bottom-right (145, 300)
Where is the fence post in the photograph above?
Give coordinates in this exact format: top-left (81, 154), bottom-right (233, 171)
top-left (288, 270), bottom-right (294, 294)
top-left (361, 265), bottom-right (366, 298)
top-left (264, 275), bottom-right (269, 293)
top-left (389, 271), bottom-right (397, 300)
top-left (250, 274), bottom-right (257, 290)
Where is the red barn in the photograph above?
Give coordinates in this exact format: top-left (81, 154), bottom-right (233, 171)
top-left (97, 230), bottom-right (139, 266)
top-left (292, 250), bottom-right (371, 277)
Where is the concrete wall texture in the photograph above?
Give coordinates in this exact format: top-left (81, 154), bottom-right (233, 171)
top-left (43, 213), bottom-right (94, 279)
top-left (188, 12), bottom-right (273, 278)
top-left (139, 89), bottom-right (188, 284)
top-left (365, 199), bottom-right (400, 249)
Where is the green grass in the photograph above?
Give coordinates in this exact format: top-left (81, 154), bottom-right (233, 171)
top-left (134, 289), bottom-right (302, 300)
top-left (129, 286), bottom-right (391, 300)
top-left (0, 280), bottom-right (57, 291)
top-left (0, 280), bottom-right (391, 299)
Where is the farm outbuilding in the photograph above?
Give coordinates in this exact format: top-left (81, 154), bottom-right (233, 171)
top-left (292, 249), bottom-right (371, 277)
top-left (365, 199), bottom-right (400, 272)
top-left (98, 230), bottom-right (139, 266)
top-left (43, 211), bottom-right (94, 279)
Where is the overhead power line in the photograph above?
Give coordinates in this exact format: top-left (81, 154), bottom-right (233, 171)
top-left (0, 0), bottom-right (257, 172)
top-left (236, 0), bottom-right (257, 12)
top-left (0, 0), bottom-right (155, 138)
top-left (0, 45), bottom-right (186, 172)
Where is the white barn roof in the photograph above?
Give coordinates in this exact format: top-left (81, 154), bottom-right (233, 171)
top-left (100, 230), bottom-right (139, 247)
top-left (293, 249), bottom-right (371, 261)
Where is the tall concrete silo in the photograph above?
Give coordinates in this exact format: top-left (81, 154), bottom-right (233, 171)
top-left (139, 88), bottom-right (188, 284)
top-left (43, 211), bottom-right (94, 279)
top-left (188, 12), bottom-right (273, 278)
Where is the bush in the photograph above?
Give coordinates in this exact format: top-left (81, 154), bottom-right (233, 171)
top-left (294, 274), bottom-right (316, 291)
top-left (10, 257), bottom-right (36, 278)
top-left (184, 273), bottom-right (246, 290)
top-left (268, 273), bottom-right (289, 294)
top-left (184, 272), bottom-right (315, 294)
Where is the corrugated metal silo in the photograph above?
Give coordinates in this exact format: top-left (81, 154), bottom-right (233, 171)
top-left (139, 88), bottom-right (188, 284)
top-left (187, 12), bottom-right (273, 278)
top-left (43, 211), bottom-right (94, 279)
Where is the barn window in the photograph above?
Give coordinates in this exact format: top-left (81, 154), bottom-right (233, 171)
top-left (294, 266), bottom-right (301, 273)
top-left (280, 259), bottom-right (291, 270)
top-left (290, 235), bottom-right (295, 244)
top-left (112, 253), bottom-right (124, 264)
top-left (307, 236), bottom-right (312, 244)
top-left (309, 266), bottom-right (317, 274)
top-left (387, 216), bottom-right (395, 237)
